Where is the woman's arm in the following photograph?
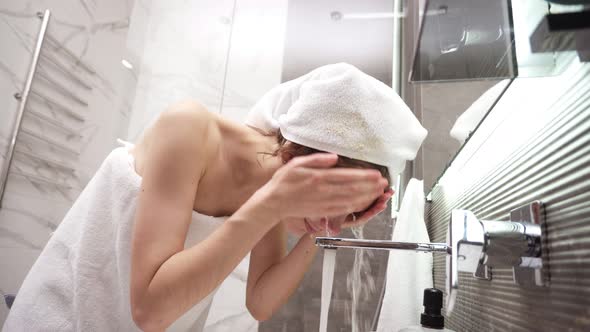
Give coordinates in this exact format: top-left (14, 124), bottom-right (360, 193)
top-left (246, 223), bottom-right (318, 321)
top-left (245, 189), bottom-right (393, 321)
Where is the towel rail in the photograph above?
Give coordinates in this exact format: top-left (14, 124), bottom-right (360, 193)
top-left (25, 107), bottom-right (81, 136)
top-left (36, 71), bottom-right (89, 106)
top-left (39, 52), bottom-right (92, 90)
top-left (30, 91), bottom-right (85, 122)
top-left (11, 170), bottom-right (74, 190)
top-left (44, 34), bottom-right (96, 75)
top-left (0, 10), bottom-right (51, 207)
top-left (20, 128), bottom-right (80, 156)
top-left (15, 149), bottom-right (76, 174)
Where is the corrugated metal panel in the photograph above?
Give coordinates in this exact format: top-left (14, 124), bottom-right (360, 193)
top-left (427, 59), bottom-right (590, 332)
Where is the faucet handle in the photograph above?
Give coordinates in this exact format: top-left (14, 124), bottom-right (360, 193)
top-left (446, 210), bottom-right (486, 315)
top-left (445, 202), bottom-right (547, 315)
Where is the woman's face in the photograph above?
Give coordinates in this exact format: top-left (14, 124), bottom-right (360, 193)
top-left (277, 141), bottom-right (389, 237)
top-left (284, 214), bottom-right (350, 236)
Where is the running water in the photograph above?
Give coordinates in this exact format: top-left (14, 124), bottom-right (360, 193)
top-left (319, 248), bottom-right (336, 332)
top-left (346, 225), bottom-right (376, 332)
top-left (319, 218), bottom-right (335, 332)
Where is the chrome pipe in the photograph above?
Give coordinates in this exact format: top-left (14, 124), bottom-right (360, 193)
top-left (0, 10), bottom-right (51, 208)
top-left (315, 237), bottom-right (451, 254)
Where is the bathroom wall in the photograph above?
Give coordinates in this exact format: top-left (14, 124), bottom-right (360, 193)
top-left (0, 0), bottom-right (135, 324)
top-left (427, 54), bottom-right (590, 331)
top-left (124, 0), bottom-right (288, 330)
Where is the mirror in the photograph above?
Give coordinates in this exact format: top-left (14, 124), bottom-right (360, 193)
top-left (402, 0), bottom-right (586, 193)
top-left (411, 0), bottom-right (517, 82)
top-left (411, 0), bottom-right (586, 82)
top-left (416, 79), bottom-right (511, 193)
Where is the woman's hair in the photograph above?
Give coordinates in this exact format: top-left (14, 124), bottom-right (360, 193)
top-left (270, 130), bottom-right (391, 185)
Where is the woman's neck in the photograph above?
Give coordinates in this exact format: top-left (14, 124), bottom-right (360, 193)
top-left (217, 119), bottom-right (282, 192)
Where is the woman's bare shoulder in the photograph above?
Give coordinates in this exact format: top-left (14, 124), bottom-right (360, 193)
top-left (158, 100), bottom-right (215, 129)
top-left (132, 100), bottom-right (220, 174)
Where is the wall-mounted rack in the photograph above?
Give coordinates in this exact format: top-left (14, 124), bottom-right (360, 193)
top-left (1, 9), bottom-right (93, 207)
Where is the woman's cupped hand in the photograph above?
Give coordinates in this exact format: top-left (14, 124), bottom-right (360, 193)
top-left (259, 153), bottom-right (393, 236)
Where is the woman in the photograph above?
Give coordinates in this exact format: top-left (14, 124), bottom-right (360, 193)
top-left (4, 63), bottom-right (426, 331)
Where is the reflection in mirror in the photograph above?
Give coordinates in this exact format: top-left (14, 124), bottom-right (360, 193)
top-left (410, 0), bottom-right (517, 82)
top-left (449, 80), bottom-right (511, 145)
top-left (418, 79), bottom-right (511, 193)
top-left (410, 0), bottom-right (587, 83)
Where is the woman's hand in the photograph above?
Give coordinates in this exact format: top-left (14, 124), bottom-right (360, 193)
top-left (339, 188), bottom-right (394, 230)
top-left (281, 186), bottom-right (393, 238)
top-left (257, 153), bottom-right (389, 222)
top-left (298, 189), bottom-right (394, 237)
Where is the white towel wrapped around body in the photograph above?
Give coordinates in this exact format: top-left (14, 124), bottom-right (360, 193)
top-left (3, 147), bottom-right (225, 332)
top-left (246, 63), bottom-right (427, 176)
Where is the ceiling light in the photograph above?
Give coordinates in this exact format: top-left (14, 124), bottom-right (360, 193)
top-left (121, 59), bottom-right (133, 70)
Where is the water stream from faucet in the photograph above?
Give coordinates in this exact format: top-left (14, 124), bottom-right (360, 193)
top-left (346, 226), bottom-right (376, 332)
top-left (319, 218), bottom-right (335, 332)
top-left (319, 248), bottom-right (336, 332)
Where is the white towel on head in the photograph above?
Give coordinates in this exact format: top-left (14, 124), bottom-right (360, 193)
top-left (245, 63), bottom-right (427, 176)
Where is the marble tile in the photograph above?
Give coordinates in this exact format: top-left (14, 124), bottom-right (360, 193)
top-left (125, 0), bottom-right (236, 141)
top-left (0, 0), bottom-right (135, 326)
top-left (0, 248), bottom-right (42, 323)
top-left (220, 0), bottom-right (288, 123)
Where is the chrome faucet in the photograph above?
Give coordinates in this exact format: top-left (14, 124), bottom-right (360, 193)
top-left (315, 201), bottom-right (548, 315)
top-left (315, 237), bottom-right (451, 254)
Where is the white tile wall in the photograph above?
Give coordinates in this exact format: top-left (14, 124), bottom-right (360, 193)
top-left (0, 0), bottom-right (135, 324)
top-left (125, 0), bottom-right (236, 141)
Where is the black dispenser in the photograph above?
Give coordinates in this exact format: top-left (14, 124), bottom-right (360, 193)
top-left (420, 288), bottom-right (444, 329)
